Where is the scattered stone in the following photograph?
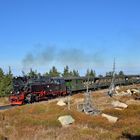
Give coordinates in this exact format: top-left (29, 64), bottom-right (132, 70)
top-left (114, 107), bottom-right (123, 111)
top-left (57, 100), bottom-right (66, 106)
top-left (115, 90), bottom-right (119, 94)
top-left (132, 92), bottom-right (140, 100)
top-left (131, 89), bottom-right (140, 94)
top-left (58, 115), bottom-right (75, 126)
top-left (101, 113), bottom-right (118, 123)
top-left (115, 86), bottom-right (120, 90)
top-left (120, 91), bottom-right (127, 95)
top-left (112, 101), bottom-right (128, 108)
top-left (126, 89), bottom-right (132, 95)
top-left (114, 91), bottom-right (127, 96)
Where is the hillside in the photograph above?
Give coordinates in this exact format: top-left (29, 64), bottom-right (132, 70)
top-left (0, 85), bottom-right (140, 140)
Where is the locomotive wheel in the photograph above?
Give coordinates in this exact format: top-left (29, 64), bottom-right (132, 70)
top-left (35, 95), bottom-right (39, 102)
top-left (25, 94), bottom-right (36, 104)
top-left (25, 94), bottom-right (31, 104)
top-left (30, 94), bottom-right (36, 103)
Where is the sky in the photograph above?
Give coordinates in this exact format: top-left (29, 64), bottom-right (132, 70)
top-left (0, 0), bottom-right (140, 76)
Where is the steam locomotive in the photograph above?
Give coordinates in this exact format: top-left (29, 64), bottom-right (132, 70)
top-left (10, 77), bottom-right (67, 105)
top-left (9, 75), bottom-right (140, 105)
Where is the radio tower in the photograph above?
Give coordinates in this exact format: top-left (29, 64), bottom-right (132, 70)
top-left (108, 59), bottom-right (116, 97)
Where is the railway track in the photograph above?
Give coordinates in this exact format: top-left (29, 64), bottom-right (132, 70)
top-left (0, 105), bottom-right (17, 111)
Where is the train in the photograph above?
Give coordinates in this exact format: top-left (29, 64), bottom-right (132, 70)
top-left (9, 75), bottom-right (140, 105)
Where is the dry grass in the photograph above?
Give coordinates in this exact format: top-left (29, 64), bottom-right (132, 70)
top-left (0, 85), bottom-right (140, 140)
top-left (0, 97), bottom-right (9, 106)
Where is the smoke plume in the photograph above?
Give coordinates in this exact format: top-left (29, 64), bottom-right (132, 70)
top-left (22, 45), bottom-right (104, 71)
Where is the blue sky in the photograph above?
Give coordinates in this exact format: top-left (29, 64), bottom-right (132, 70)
top-left (0, 0), bottom-right (140, 76)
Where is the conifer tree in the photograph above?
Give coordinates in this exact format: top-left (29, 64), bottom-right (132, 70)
top-left (72, 69), bottom-right (80, 77)
top-left (62, 66), bottom-right (74, 77)
top-left (0, 67), bottom-right (13, 97)
top-left (62, 66), bottom-right (70, 77)
top-left (49, 66), bottom-right (60, 77)
top-left (85, 69), bottom-right (96, 77)
top-left (27, 68), bottom-right (38, 78)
